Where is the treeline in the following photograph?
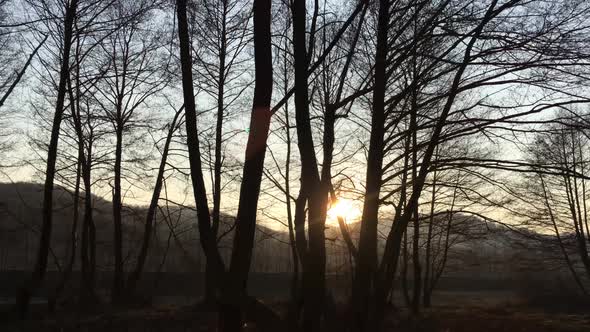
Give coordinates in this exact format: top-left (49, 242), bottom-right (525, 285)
top-left (1, 0), bottom-right (590, 331)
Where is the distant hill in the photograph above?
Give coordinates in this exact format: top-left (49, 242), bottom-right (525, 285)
top-left (0, 181), bottom-right (178, 271)
top-left (0, 182), bottom-right (581, 282)
top-left (0, 182), bottom-right (293, 274)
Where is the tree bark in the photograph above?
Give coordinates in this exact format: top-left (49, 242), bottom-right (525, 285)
top-left (48, 153), bottom-right (81, 313)
top-left (352, 0), bottom-right (389, 328)
top-left (111, 125), bottom-right (124, 303)
top-left (207, 0), bottom-right (228, 305)
top-left (126, 109), bottom-right (183, 297)
top-left (282, 42), bottom-right (300, 327)
top-left (291, 0), bottom-right (329, 329)
top-left (177, 0), bottom-right (225, 280)
top-left (80, 137), bottom-right (97, 304)
top-left (423, 176), bottom-right (436, 308)
top-left (221, 0), bottom-right (273, 328)
top-left (15, 0), bottom-right (79, 319)
top-left (410, 74), bottom-right (421, 315)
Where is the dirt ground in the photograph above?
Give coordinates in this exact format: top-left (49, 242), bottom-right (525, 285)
top-left (389, 306), bottom-right (590, 332)
top-left (1, 303), bottom-right (589, 331)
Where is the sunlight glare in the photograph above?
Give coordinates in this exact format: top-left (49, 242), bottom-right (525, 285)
top-left (327, 198), bottom-right (361, 223)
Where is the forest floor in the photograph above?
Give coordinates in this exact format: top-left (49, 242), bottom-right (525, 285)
top-left (388, 306), bottom-right (590, 332)
top-left (1, 302), bottom-right (589, 331)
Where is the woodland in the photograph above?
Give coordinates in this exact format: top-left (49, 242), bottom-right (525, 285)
top-left (1, 0), bottom-right (590, 331)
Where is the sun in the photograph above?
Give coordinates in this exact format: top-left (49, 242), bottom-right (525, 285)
top-left (327, 198), bottom-right (361, 224)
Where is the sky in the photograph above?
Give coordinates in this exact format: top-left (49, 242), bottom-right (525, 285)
top-left (2, 0), bottom-right (589, 234)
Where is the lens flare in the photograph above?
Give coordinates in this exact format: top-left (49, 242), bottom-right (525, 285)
top-left (327, 198), bottom-right (361, 223)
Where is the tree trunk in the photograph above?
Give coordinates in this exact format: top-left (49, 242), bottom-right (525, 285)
top-left (423, 164), bottom-right (437, 308)
top-left (204, 264), bottom-right (217, 304)
top-left (282, 50), bottom-right (300, 327)
top-left (15, 0), bottom-right (79, 319)
top-left (66, 52), bottom-right (98, 306)
top-left (80, 139), bottom-right (96, 304)
top-left (411, 209), bottom-right (421, 314)
top-left (292, 0), bottom-right (328, 329)
top-left (176, 0), bottom-right (225, 280)
top-left (352, 0), bottom-right (389, 328)
top-left (539, 175), bottom-right (589, 295)
top-left (111, 126), bottom-right (124, 303)
top-left (222, 0), bottom-right (273, 327)
top-left (48, 154), bottom-right (81, 313)
top-left (401, 231), bottom-right (411, 307)
top-left (373, 3), bottom-right (498, 328)
top-left (127, 110), bottom-right (182, 297)
top-left (178, 0), bottom-right (231, 328)
top-left (207, 0), bottom-right (228, 305)
top-left (410, 81), bottom-right (421, 315)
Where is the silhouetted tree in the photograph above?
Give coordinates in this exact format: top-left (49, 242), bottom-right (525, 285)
top-left (15, 0), bottom-right (79, 318)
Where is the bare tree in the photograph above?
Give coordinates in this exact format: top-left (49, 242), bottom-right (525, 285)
top-left (126, 106), bottom-right (184, 298)
top-left (189, 0), bottom-right (251, 303)
top-left (94, 0), bottom-right (167, 303)
top-left (524, 118), bottom-right (590, 294)
top-left (351, 0), bottom-right (590, 329)
top-left (15, 0), bottom-right (79, 318)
